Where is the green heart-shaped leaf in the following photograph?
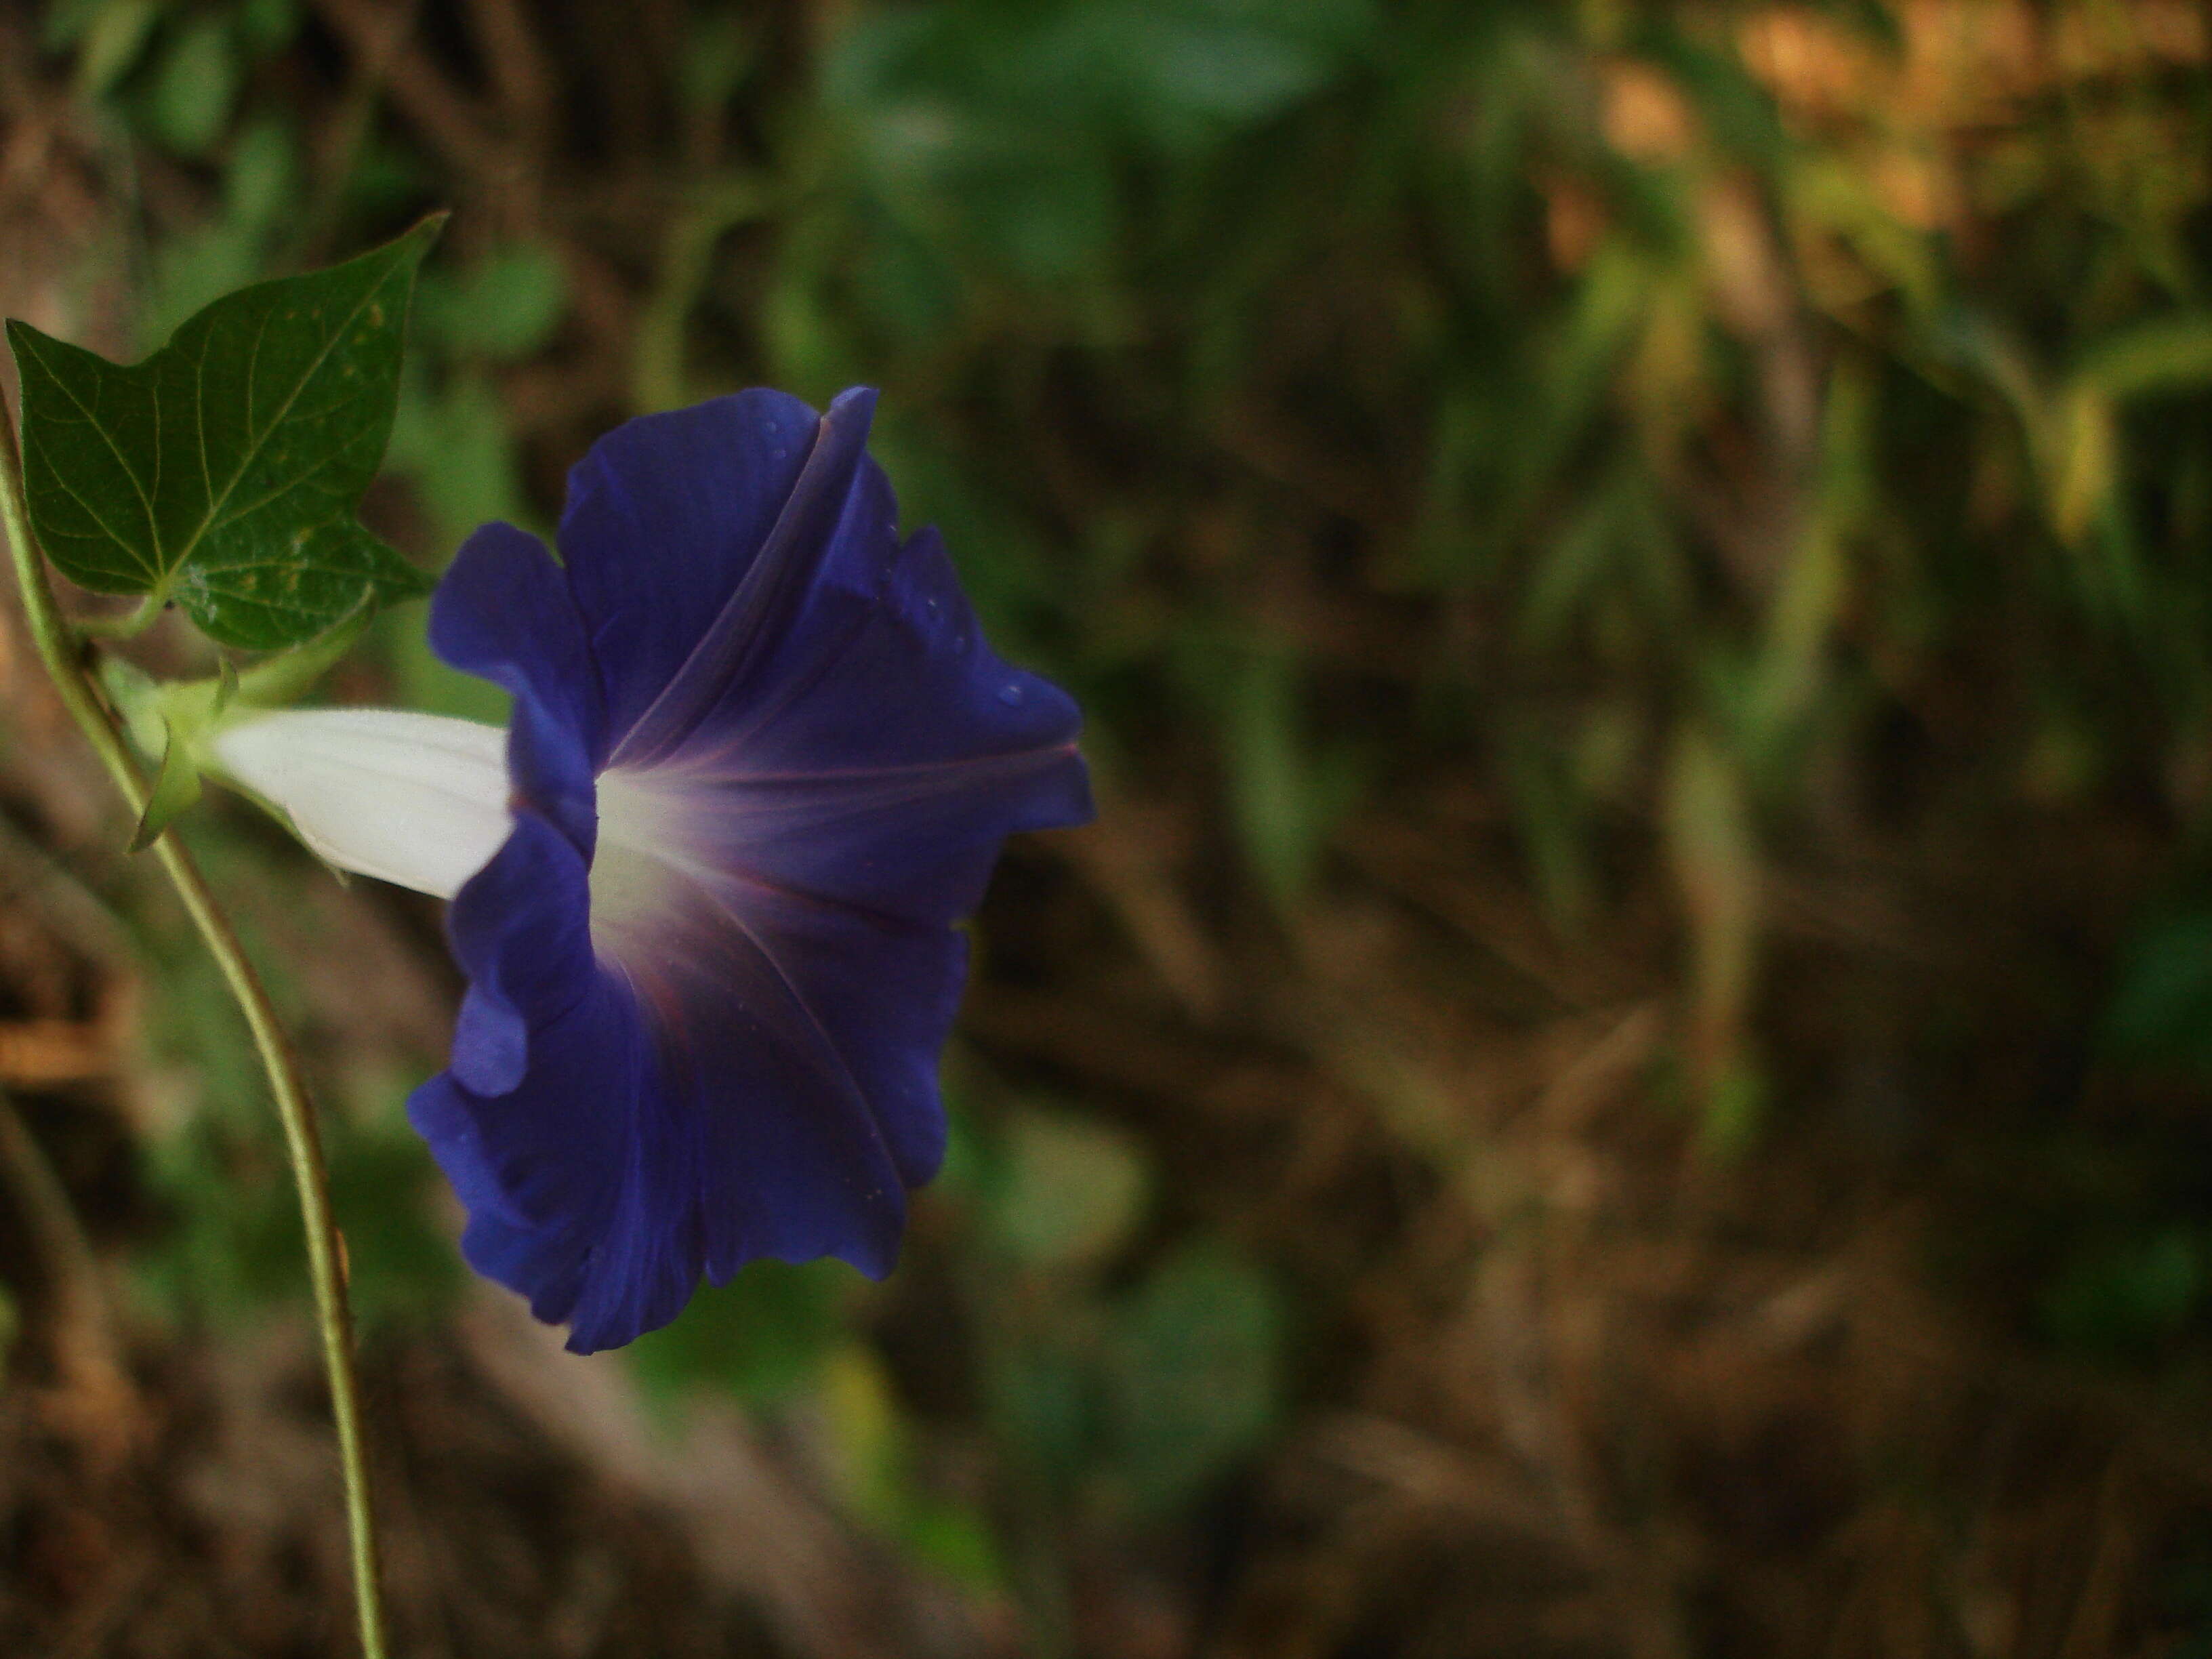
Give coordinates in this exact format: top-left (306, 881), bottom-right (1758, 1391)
top-left (6, 216), bottom-right (443, 651)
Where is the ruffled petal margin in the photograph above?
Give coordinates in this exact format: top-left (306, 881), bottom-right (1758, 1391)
top-left (429, 520), bottom-right (603, 854)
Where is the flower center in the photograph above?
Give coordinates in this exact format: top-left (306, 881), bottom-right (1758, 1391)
top-left (588, 765), bottom-right (722, 962)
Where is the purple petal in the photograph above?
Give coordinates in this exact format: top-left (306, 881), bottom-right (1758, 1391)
top-left (424, 971), bottom-right (680, 1349)
top-left (411, 811), bottom-right (954, 1352)
top-left (409, 815), bottom-right (691, 1349)
top-left (663, 523), bottom-right (1091, 925)
top-left (430, 521), bottom-right (602, 854)
top-left (441, 811), bottom-right (595, 1100)
top-left (411, 873), bottom-right (947, 1353)
top-left (556, 389), bottom-right (855, 757)
top-left (659, 861), bottom-right (960, 1203)
top-left (410, 812), bottom-right (607, 1227)
top-left (607, 865), bottom-right (927, 1285)
top-left (607, 389), bottom-right (880, 770)
top-left (701, 875), bottom-right (962, 1196)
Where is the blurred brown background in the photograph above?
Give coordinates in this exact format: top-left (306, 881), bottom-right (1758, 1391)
top-left (4, 1), bottom-right (2212, 1655)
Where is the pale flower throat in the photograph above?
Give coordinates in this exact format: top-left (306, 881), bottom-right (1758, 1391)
top-left (211, 712), bottom-right (733, 964)
top-left (588, 765), bottom-right (722, 962)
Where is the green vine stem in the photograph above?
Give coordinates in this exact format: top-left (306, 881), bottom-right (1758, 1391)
top-left (72, 594), bottom-right (167, 641)
top-left (0, 394), bottom-right (389, 1659)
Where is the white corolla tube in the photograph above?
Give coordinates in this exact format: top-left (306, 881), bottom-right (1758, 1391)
top-left (210, 710), bottom-right (512, 900)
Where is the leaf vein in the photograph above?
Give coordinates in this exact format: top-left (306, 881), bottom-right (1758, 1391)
top-left (43, 466), bottom-right (161, 586)
top-left (29, 344), bottom-right (161, 576)
top-left (176, 282), bottom-right (376, 568)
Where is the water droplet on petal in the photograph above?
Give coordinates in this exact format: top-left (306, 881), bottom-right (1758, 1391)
top-left (998, 682), bottom-right (1025, 705)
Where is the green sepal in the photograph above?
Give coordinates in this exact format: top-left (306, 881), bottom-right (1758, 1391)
top-left (6, 216), bottom-right (445, 651)
top-left (98, 654), bottom-right (168, 760)
top-left (96, 655), bottom-right (203, 850)
top-left (130, 721), bottom-right (205, 852)
top-left (134, 609), bottom-right (371, 764)
top-left (96, 602), bottom-right (373, 853)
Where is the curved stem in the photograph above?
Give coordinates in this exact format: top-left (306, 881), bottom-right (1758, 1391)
top-left (0, 399), bottom-right (388, 1659)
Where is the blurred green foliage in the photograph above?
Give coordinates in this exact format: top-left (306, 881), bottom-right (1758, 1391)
top-left (970, 1099), bottom-right (1284, 1519)
top-left (627, 1258), bottom-right (851, 1406)
top-left (23, 0), bottom-right (2212, 1620)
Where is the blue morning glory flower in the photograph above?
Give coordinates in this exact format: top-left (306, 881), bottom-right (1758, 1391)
top-left (211, 388), bottom-right (1092, 1351)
